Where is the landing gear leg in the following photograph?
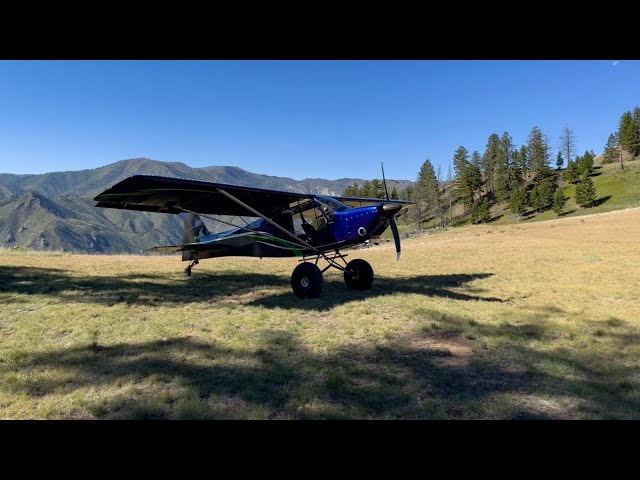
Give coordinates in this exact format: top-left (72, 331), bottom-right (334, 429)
top-left (292, 250), bottom-right (375, 298)
top-left (185, 259), bottom-right (199, 276)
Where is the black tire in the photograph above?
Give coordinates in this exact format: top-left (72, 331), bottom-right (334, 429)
top-left (291, 262), bottom-right (323, 298)
top-left (185, 267), bottom-right (192, 277)
top-left (344, 259), bottom-right (374, 290)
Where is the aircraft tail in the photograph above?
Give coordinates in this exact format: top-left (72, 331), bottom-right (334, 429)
top-left (182, 213), bottom-right (209, 261)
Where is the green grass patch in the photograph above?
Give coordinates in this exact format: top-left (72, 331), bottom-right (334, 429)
top-left (2, 207), bottom-right (640, 419)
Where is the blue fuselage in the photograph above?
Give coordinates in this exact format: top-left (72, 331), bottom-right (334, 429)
top-left (196, 203), bottom-right (390, 256)
top-left (331, 206), bottom-right (387, 244)
top-left (189, 204), bottom-right (400, 259)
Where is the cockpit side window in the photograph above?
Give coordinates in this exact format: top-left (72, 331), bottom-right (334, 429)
top-left (285, 196), bottom-right (349, 234)
top-left (316, 196), bottom-right (349, 212)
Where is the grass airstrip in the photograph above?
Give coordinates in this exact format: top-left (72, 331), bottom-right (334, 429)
top-left (1, 207), bottom-right (640, 419)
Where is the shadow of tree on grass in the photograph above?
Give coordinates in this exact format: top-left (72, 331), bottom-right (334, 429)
top-left (590, 195), bottom-right (612, 208)
top-left (4, 266), bottom-right (639, 419)
top-left (0, 265), bottom-right (502, 310)
top-left (4, 319), bottom-right (640, 419)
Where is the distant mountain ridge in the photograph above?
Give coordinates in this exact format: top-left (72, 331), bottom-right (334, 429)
top-left (0, 158), bottom-right (413, 253)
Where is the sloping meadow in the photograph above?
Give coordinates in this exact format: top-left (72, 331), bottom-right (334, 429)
top-left (1, 208), bottom-right (639, 419)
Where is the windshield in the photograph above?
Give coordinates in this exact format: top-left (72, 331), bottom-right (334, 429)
top-left (316, 196), bottom-right (350, 212)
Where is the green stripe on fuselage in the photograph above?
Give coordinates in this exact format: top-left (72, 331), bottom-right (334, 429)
top-left (239, 232), bottom-right (305, 257)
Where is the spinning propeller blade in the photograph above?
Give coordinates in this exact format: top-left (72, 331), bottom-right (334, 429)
top-left (381, 162), bottom-right (391, 202)
top-left (390, 217), bottom-right (401, 261)
top-left (381, 162), bottom-right (401, 261)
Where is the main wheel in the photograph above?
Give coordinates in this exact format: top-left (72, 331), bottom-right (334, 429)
top-left (344, 259), bottom-right (374, 290)
top-left (291, 262), bottom-right (323, 298)
top-left (185, 266), bottom-right (192, 276)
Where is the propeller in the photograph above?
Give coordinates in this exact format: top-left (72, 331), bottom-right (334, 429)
top-left (381, 162), bottom-right (402, 261)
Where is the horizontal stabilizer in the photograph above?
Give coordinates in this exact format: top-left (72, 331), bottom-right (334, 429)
top-left (145, 245), bottom-right (183, 254)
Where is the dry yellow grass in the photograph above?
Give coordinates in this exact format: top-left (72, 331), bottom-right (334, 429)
top-left (1, 208), bottom-right (639, 419)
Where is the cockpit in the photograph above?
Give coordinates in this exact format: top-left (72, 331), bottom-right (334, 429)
top-left (281, 196), bottom-right (350, 246)
top-left (315, 196), bottom-right (350, 213)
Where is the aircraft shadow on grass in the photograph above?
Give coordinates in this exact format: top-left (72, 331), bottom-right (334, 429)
top-left (0, 265), bottom-right (503, 310)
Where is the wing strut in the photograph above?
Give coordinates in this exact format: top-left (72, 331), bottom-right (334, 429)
top-left (178, 206), bottom-right (260, 234)
top-left (216, 188), bottom-right (319, 253)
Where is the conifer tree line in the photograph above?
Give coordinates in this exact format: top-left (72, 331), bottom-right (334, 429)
top-left (603, 106), bottom-right (640, 169)
top-left (343, 105), bottom-right (639, 228)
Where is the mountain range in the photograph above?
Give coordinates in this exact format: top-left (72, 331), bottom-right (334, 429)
top-left (0, 158), bottom-right (413, 253)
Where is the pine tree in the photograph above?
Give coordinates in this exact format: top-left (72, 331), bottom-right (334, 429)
top-left (469, 151), bottom-right (483, 201)
top-left (510, 147), bottom-right (524, 191)
top-left (397, 186), bottom-right (418, 226)
top-left (435, 164), bottom-right (446, 228)
top-left (371, 179), bottom-right (385, 199)
top-left (574, 182), bottom-right (583, 206)
top-left (575, 172), bottom-right (596, 208)
top-left (633, 106), bottom-right (640, 156)
top-left (471, 198), bottom-right (491, 224)
top-left (529, 185), bottom-right (540, 212)
top-left (361, 180), bottom-right (372, 198)
top-left (398, 186), bottom-right (414, 226)
top-left (391, 186), bottom-right (398, 200)
top-left (494, 132), bottom-right (514, 203)
top-left (509, 185), bottom-right (528, 220)
top-left (453, 146), bottom-right (474, 213)
top-left (527, 126), bottom-right (551, 182)
top-left (603, 133), bottom-right (620, 166)
top-left (537, 177), bottom-right (557, 211)
top-left (518, 145), bottom-right (529, 183)
top-left (556, 151), bottom-right (564, 169)
top-left (416, 159), bottom-right (440, 224)
top-left (447, 161), bottom-right (453, 223)
top-left (553, 187), bottom-right (566, 215)
top-left (565, 160), bottom-right (580, 184)
top-left (558, 125), bottom-right (577, 166)
top-left (619, 111), bottom-right (640, 157)
top-left (343, 182), bottom-right (359, 196)
top-left (482, 133), bottom-right (501, 196)
top-left (580, 150), bottom-right (594, 175)
top-left (452, 146), bottom-right (468, 184)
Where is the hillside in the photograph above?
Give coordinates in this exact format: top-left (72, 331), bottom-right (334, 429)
top-left (0, 158), bottom-right (413, 253)
top-left (0, 158), bottom-right (412, 202)
top-left (0, 191), bottom-right (183, 253)
top-left (404, 158), bottom-right (640, 231)
top-left (489, 160), bottom-right (640, 225)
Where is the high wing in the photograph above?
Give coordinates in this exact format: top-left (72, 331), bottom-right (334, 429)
top-left (332, 195), bottom-right (414, 208)
top-left (94, 175), bottom-right (412, 216)
top-left (94, 175), bottom-right (316, 218)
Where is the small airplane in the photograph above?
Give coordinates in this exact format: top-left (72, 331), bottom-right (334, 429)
top-left (94, 165), bottom-right (414, 298)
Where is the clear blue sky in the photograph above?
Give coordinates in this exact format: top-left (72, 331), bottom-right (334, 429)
top-left (0, 60), bottom-right (636, 181)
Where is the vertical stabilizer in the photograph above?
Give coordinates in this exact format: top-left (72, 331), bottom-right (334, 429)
top-left (182, 213), bottom-right (209, 261)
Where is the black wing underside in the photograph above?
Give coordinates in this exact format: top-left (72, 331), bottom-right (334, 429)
top-left (94, 175), bottom-right (413, 217)
top-left (94, 175), bottom-right (316, 218)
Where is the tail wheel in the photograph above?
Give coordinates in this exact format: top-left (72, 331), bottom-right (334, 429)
top-left (184, 259), bottom-right (198, 277)
top-left (291, 262), bottom-right (324, 298)
top-left (344, 259), bottom-right (374, 290)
